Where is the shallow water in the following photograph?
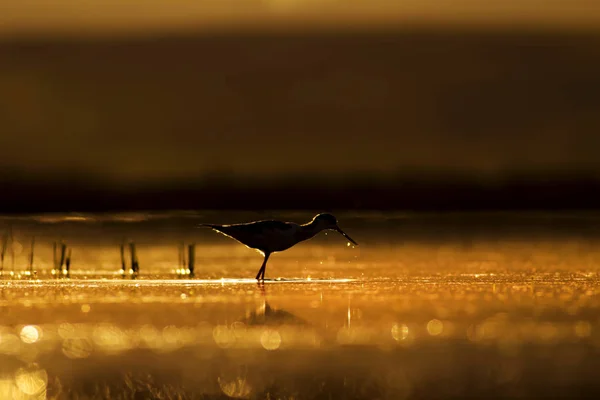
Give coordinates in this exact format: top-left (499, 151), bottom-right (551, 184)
top-left (2, 211), bottom-right (600, 399)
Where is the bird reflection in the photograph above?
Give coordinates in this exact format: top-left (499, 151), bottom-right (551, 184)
top-left (240, 283), bottom-right (308, 327)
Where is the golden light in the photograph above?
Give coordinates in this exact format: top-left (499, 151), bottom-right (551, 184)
top-left (62, 338), bottom-right (93, 359)
top-left (0, 333), bottom-right (21, 355)
top-left (80, 304), bottom-right (91, 313)
top-left (14, 365), bottom-right (48, 396)
top-left (162, 325), bottom-right (184, 349)
top-left (213, 325), bottom-right (236, 348)
top-left (218, 375), bottom-right (252, 399)
top-left (138, 324), bottom-right (161, 349)
top-left (57, 323), bottom-right (76, 339)
top-left (426, 319), bottom-right (444, 336)
top-left (92, 323), bottom-right (131, 354)
top-left (336, 327), bottom-right (356, 345)
top-left (19, 325), bottom-right (41, 344)
top-left (0, 378), bottom-right (18, 399)
top-left (260, 329), bottom-right (281, 351)
top-left (391, 323), bottom-right (409, 341)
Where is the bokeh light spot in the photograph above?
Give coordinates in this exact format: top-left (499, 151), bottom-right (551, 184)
top-left (62, 337), bottom-right (93, 359)
top-left (260, 329), bottom-right (281, 351)
top-left (19, 325), bottom-right (41, 344)
top-left (427, 319), bottom-right (444, 336)
top-left (391, 323), bottom-right (409, 341)
top-left (14, 364), bottom-right (48, 396)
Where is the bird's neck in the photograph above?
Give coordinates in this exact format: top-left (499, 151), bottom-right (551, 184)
top-left (297, 220), bottom-right (324, 242)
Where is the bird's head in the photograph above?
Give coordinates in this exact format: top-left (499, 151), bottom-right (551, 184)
top-left (312, 213), bottom-right (358, 245)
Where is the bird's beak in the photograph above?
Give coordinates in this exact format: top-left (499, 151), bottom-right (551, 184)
top-left (335, 226), bottom-right (358, 245)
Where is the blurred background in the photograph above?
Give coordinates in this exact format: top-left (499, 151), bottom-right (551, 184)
top-left (1, 0), bottom-right (600, 212)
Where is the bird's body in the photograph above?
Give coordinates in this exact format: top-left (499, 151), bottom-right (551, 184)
top-left (202, 220), bottom-right (302, 254)
top-left (201, 213), bottom-right (357, 280)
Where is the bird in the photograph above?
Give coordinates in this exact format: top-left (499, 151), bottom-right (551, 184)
top-left (200, 213), bottom-right (358, 281)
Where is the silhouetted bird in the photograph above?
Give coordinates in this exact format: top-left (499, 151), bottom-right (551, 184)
top-left (201, 213), bottom-right (358, 280)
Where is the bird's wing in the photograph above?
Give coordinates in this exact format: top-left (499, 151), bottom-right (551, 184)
top-left (254, 220), bottom-right (295, 233)
top-left (201, 220), bottom-right (296, 250)
top-left (234, 221), bottom-right (295, 246)
top-left (250, 221), bottom-right (300, 251)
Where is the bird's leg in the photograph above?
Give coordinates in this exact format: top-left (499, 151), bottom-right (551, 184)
top-left (255, 252), bottom-right (270, 281)
top-left (255, 254), bottom-right (268, 281)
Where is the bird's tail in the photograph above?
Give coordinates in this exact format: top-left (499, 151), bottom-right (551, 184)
top-left (199, 224), bottom-right (228, 231)
top-left (198, 224), bottom-right (220, 229)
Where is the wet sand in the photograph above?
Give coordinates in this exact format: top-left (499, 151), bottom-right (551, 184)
top-left (1, 211), bottom-right (600, 399)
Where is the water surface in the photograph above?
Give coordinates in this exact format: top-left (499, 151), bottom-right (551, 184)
top-left (1, 211), bottom-right (600, 399)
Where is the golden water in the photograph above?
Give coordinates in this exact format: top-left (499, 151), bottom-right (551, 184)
top-left (1, 211), bottom-right (600, 399)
